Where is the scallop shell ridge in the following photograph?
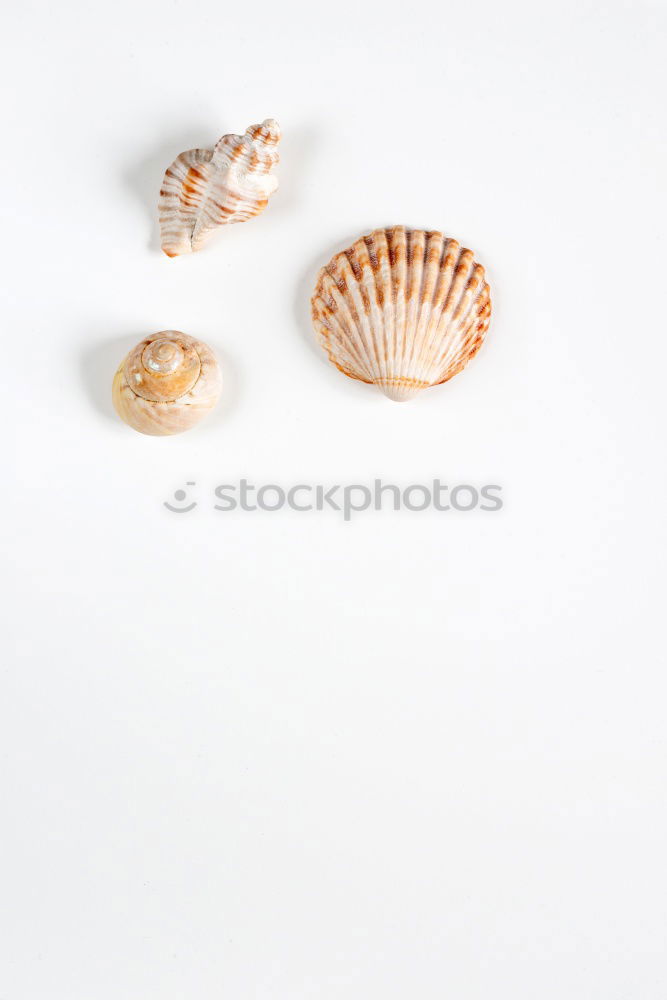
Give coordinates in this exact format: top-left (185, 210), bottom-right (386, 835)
top-left (159, 118), bottom-right (281, 257)
top-left (311, 226), bottom-right (491, 401)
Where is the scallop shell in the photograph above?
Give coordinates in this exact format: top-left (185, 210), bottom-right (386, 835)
top-left (311, 226), bottom-right (491, 401)
top-left (158, 119), bottom-right (281, 257)
top-left (112, 331), bottom-right (222, 435)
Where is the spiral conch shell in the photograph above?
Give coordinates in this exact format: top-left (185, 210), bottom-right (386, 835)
top-left (158, 119), bottom-right (281, 257)
top-left (311, 226), bottom-right (491, 401)
top-left (112, 332), bottom-right (222, 435)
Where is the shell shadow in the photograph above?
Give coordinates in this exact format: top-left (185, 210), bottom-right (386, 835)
top-left (293, 229), bottom-right (367, 364)
top-left (78, 332), bottom-right (238, 431)
top-left (79, 332), bottom-right (141, 423)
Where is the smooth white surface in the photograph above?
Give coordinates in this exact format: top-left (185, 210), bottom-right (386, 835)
top-left (2, 0), bottom-right (667, 996)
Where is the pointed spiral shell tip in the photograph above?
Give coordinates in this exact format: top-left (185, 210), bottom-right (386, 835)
top-left (248, 118), bottom-right (281, 144)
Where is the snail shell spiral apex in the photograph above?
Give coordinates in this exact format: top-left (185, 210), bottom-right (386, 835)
top-left (112, 331), bottom-right (222, 435)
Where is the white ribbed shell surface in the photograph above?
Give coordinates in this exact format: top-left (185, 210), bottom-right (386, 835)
top-left (158, 119), bottom-right (280, 257)
top-left (311, 226), bottom-right (491, 401)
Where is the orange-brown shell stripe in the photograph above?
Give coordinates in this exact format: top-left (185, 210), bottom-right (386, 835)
top-left (158, 119), bottom-right (280, 256)
top-left (311, 226), bottom-right (492, 402)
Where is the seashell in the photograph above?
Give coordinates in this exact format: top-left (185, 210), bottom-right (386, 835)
top-left (311, 226), bottom-right (491, 401)
top-left (158, 119), bottom-right (281, 257)
top-left (112, 331), bottom-right (222, 435)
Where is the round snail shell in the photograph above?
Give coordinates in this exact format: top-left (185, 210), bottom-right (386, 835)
top-left (112, 331), bottom-right (222, 435)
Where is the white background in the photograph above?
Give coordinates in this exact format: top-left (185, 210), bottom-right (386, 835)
top-left (2, 0), bottom-right (667, 996)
